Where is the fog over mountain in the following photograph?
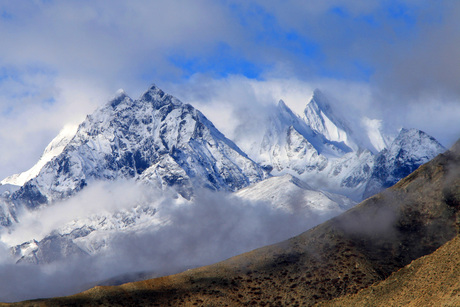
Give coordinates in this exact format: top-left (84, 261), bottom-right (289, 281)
top-left (0, 186), bottom-right (324, 302)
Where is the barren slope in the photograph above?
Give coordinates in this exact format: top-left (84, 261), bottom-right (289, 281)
top-left (322, 235), bottom-right (460, 307)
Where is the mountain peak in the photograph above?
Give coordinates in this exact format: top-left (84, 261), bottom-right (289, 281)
top-left (309, 89), bottom-right (331, 113)
top-left (108, 89), bottom-right (131, 108)
top-left (303, 89), bottom-right (355, 150)
top-left (363, 127), bottom-right (446, 198)
top-left (139, 84), bottom-right (181, 109)
top-left (275, 99), bottom-right (298, 123)
top-left (7, 82), bottom-right (266, 208)
top-left (140, 83), bottom-right (165, 101)
top-left (393, 128), bottom-right (445, 151)
top-left (114, 88), bottom-right (127, 97)
top-left (277, 99), bottom-right (288, 109)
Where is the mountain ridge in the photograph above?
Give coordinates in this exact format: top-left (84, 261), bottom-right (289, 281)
top-left (7, 84), bottom-right (267, 208)
top-left (250, 93), bottom-right (445, 201)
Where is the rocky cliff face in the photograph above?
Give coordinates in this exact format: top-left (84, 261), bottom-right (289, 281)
top-left (9, 85), bottom-right (266, 209)
top-left (363, 128), bottom-right (446, 198)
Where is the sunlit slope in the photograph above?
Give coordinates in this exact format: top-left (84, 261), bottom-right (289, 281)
top-left (322, 235), bottom-right (460, 307)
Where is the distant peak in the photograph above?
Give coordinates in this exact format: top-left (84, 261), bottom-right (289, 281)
top-left (396, 128), bottom-right (425, 139)
top-left (312, 88), bottom-right (323, 97)
top-left (147, 83), bottom-right (161, 92)
top-left (275, 99), bottom-right (298, 123)
top-left (392, 128), bottom-right (445, 151)
top-left (276, 100), bottom-right (294, 114)
top-left (304, 89), bottom-right (334, 121)
top-left (398, 127), bottom-right (410, 134)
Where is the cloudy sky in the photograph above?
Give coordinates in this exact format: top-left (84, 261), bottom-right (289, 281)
top-left (0, 0), bottom-right (459, 179)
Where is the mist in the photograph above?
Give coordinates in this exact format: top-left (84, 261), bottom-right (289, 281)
top-left (0, 180), bottom-right (338, 302)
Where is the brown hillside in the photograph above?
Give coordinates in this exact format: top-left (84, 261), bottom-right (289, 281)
top-left (5, 139), bottom-right (460, 306)
top-left (321, 235), bottom-right (460, 307)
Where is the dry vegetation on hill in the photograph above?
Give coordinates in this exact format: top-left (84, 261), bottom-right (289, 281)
top-left (322, 235), bottom-right (460, 307)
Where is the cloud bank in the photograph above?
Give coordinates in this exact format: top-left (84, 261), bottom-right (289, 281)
top-left (0, 181), bottom-right (334, 302)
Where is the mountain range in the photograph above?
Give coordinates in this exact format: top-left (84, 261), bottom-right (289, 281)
top-left (0, 83), bottom-right (448, 302)
top-left (13, 137), bottom-right (459, 306)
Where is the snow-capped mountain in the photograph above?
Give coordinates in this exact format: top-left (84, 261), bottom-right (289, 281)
top-left (235, 174), bottom-right (356, 215)
top-left (9, 85), bottom-right (266, 209)
top-left (363, 128), bottom-right (446, 198)
top-left (1, 124), bottom-right (79, 187)
top-left (0, 83), bottom-right (446, 269)
top-left (302, 89), bottom-right (357, 152)
top-left (241, 90), bottom-right (445, 201)
top-left (12, 198), bottom-right (165, 264)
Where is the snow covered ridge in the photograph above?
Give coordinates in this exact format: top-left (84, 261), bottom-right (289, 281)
top-left (363, 128), bottom-right (446, 198)
top-left (0, 84), bottom-right (445, 227)
top-left (6, 84), bottom-right (267, 209)
top-left (237, 89), bottom-right (446, 201)
top-left (1, 124), bottom-right (79, 187)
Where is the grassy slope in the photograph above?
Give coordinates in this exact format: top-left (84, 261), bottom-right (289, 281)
top-left (322, 235), bottom-right (460, 307)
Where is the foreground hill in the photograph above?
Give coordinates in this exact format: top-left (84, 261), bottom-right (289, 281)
top-left (322, 235), bottom-right (460, 307)
top-left (8, 140), bottom-right (459, 306)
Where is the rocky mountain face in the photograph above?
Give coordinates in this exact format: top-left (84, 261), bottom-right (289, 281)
top-left (1, 85), bottom-right (266, 219)
top-left (1, 86), bottom-right (444, 215)
top-left (363, 128), bottom-right (447, 198)
top-left (27, 138), bottom-right (459, 306)
top-left (0, 85), bottom-right (274, 265)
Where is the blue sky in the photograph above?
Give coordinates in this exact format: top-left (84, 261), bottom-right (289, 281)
top-left (0, 0), bottom-right (459, 179)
